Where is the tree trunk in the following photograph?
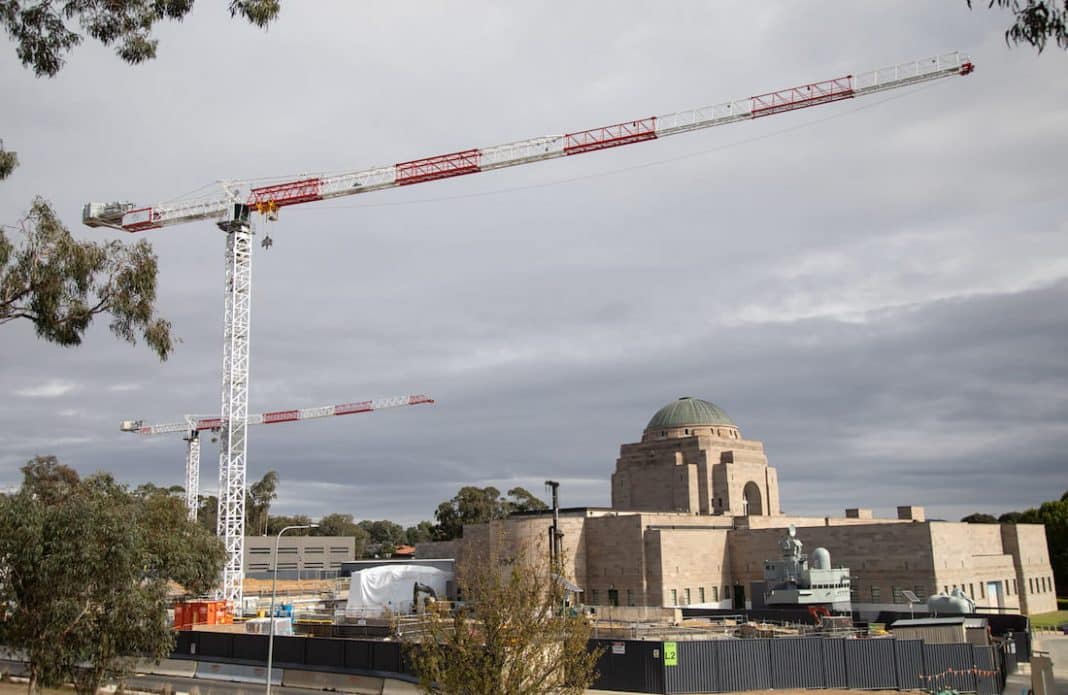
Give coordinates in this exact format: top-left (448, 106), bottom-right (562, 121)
top-left (26, 663), bottom-right (39, 695)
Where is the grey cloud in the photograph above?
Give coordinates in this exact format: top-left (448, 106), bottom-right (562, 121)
top-left (1, 2), bottom-right (1065, 528)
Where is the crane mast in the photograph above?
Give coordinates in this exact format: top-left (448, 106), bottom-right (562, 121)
top-left (84, 51), bottom-right (973, 610)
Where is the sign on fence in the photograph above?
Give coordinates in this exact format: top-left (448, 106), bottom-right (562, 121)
top-left (663, 641), bottom-right (678, 667)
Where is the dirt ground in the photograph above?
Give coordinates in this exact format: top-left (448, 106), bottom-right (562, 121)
top-left (0, 681), bottom-right (70, 695)
top-left (241, 577), bottom-right (338, 596)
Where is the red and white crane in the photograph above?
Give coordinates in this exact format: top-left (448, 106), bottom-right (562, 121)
top-left (83, 52), bottom-right (973, 608)
top-left (120, 394), bottom-right (434, 522)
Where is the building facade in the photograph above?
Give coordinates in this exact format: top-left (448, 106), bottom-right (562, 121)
top-left (243, 535), bottom-right (355, 577)
top-left (423, 396), bottom-right (1058, 616)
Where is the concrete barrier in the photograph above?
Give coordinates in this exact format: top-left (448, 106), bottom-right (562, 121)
top-left (380, 678), bottom-right (422, 694)
top-left (1034, 633), bottom-right (1068, 675)
top-left (134, 658), bottom-right (198, 679)
top-left (282, 668), bottom-right (384, 693)
top-left (194, 661), bottom-right (281, 685)
top-left (0, 659), bottom-right (28, 677)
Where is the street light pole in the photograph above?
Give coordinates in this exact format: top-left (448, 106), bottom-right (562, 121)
top-left (266, 523), bottom-right (317, 695)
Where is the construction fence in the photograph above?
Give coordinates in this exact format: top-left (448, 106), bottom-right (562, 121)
top-left (591, 637), bottom-right (1002, 695)
top-left (174, 630), bottom-right (1005, 694)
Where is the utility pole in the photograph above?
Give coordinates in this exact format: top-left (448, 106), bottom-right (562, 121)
top-left (545, 480), bottom-right (562, 569)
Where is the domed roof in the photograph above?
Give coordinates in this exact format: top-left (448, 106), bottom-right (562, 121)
top-left (646, 396), bottom-right (735, 430)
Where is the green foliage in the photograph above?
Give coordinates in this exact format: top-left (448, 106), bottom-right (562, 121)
top-left (433, 486), bottom-right (549, 540)
top-left (1, 197), bottom-right (174, 359)
top-left (406, 520), bottom-right (436, 546)
top-left (245, 469), bottom-right (278, 536)
top-left (314, 513), bottom-right (369, 556)
top-left (999, 511), bottom-right (1024, 523)
top-left (968, 0), bottom-right (1068, 52)
top-left (960, 512), bottom-right (998, 523)
top-left (407, 549), bottom-right (599, 695)
top-left (1, 0), bottom-right (282, 78)
top-left (0, 141), bottom-right (16, 180)
top-left (265, 513), bottom-right (312, 536)
top-left (0, 458), bottom-right (225, 695)
top-left (507, 486), bottom-right (550, 513)
top-left (359, 519), bottom-right (406, 556)
top-left (196, 493), bottom-right (218, 534)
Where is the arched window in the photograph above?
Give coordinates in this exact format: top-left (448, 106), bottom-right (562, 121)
top-left (742, 481), bottom-right (763, 516)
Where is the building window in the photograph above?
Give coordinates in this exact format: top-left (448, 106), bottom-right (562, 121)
top-left (724, 586), bottom-right (731, 600)
top-left (1005, 580), bottom-right (1011, 596)
top-left (591, 589), bottom-right (599, 605)
top-left (980, 583), bottom-right (985, 598)
top-left (305, 546), bottom-right (324, 554)
top-left (699, 587), bottom-right (706, 603)
top-left (969, 583), bottom-right (975, 598)
top-left (278, 547), bottom-right (297, 555)
top-left (892, 586), bottom-right (902, 604)
top-left (607, 589), bottom-right (619, 607)
top-left (871, 586), bottom-right (882, 602)
top-left (913, 586), bottom-right (927, 601)
top-left (684, 588), bottom-right (691, 605)
top-left (627, 589), bottom-right (635, 606)
top-left (712, 586), bottom-right (719, 602)
top-left (1013, 578), bottom-right (1018, 594)
top-left (670, 589), bottom-right (677, 605)
top-left (249, 547), bottom-right (270, 555)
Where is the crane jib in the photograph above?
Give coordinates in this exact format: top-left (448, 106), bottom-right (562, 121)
top-left (396, 149), bottom-right (482, 185)
top-left (750, 76), bottom-right (855, 118)
top-left (564, 117), bottom-right (658, 155)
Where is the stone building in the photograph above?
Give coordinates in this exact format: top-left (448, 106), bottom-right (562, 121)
top-left (423, 396), bottom-right (1058, 616)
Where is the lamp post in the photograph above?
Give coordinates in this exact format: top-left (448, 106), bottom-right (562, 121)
top-left (266, 523), bottom-right (317, 695)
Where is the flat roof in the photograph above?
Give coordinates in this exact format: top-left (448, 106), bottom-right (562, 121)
top-left (891, 617), bottom-right (966, 627)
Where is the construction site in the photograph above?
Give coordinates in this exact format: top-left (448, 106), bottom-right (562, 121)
top-left (5, 0), bottom-right (1066, 689)
top-left (66, 46), bottom-right (1066, 693)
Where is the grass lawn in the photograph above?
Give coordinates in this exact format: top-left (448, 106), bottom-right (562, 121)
top-left (1031, 609), bottom-right (1068, 629)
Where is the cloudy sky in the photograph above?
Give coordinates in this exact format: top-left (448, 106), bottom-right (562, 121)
top-left (2, 3), bottom-right (1065, 527)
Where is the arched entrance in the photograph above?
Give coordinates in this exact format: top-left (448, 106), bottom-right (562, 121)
top-left (742, 481), bottom-right (763, 516)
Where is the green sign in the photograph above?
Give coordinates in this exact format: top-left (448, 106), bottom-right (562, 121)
top-left (663, 641), bottom-right (678, 667)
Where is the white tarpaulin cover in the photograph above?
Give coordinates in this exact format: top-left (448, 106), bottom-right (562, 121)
top-left (346, 565), bottom-right (452, 615)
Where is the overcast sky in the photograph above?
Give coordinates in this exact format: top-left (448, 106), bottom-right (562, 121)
top-left (2, 3), bottom-right (1065, 527)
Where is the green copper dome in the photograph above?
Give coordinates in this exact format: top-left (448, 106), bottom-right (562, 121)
top-left (646, 396), bottom-right (735, 430)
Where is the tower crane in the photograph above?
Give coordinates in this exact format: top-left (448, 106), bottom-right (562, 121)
top-left (120, 394), bottom-right (434, 522)
top-left (83, 52), bottom-right (974, 609)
